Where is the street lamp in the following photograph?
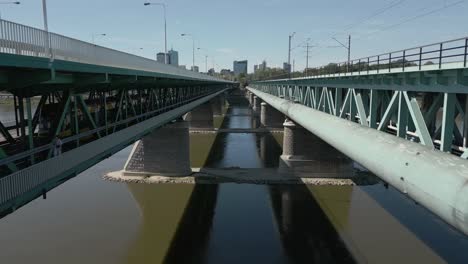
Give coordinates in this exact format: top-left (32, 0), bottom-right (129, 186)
top-left (181, 33), bottom-right (195, 69)
top-left (144, 2), bottom-right (167, 64)
top-left (288, 32), bottom-right (296, 75)
top-left (91, 33), bottom-right (106, 45)
top-left (0, 1), bottom-right (20, 20)
top-left (41, 0), bottom-right (52, 60)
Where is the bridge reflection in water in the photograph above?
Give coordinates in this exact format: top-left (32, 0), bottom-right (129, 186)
top-left (1, 90), bottom-right (468, 264)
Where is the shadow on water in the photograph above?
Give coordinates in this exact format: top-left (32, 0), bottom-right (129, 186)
top-left (269, 185), bottom-right (355, 264)
top-left (161, 91), bottom-right (356, 263)
top-left (359, 183), bottom-right (468, 263)
top-left (162, 184), bottom-right (219, 264)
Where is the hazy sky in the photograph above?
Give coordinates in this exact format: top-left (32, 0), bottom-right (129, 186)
top-left (1, 0), bottom-right (467, 72)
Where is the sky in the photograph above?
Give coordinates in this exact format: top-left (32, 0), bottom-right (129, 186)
top-left (1, 0), bottom-right (467, 73)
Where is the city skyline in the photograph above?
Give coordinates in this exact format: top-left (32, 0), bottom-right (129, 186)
top-left (0, 0), bottom-right (466, 73)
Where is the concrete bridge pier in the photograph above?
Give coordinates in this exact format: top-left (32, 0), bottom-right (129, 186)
top-left (124, 121), bottom-right (191, 176)
top-left (249, 92), bottom-right (255, 107)
top-left (253, 95), bottom-right (262, 112)
top-left (261, 102), bottom-right (284, 128)
top-left (211, 96), bottom-right (224, 117)
top-left (185, 102), bottom-right (214, 129)
top-left (279, 119), bottom-right (352, 177)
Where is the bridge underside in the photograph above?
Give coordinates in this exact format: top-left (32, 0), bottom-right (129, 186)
top-left (248, 67), bottom-right (468, 235)
top-left (0, 52), bottom-right (233, 214)
top-left (252, 67), bottom-right (468, 156)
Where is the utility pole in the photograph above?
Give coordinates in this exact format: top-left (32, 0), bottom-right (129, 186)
top-left (304, 42), bottom-right (313, 77)
top-left (332, 34), bottom-right (352, 72)
top-left (348, 35), bottom-right (351, 72)
top-left (301, 39), bottom-right (314, 77)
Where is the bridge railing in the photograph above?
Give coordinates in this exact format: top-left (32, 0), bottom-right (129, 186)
top-left (0, 19), bottom-right (224, 82)
top-left (259, 37), bottom-right (468, 81)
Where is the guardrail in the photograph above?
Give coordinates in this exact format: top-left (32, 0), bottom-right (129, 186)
top-left (0, 19), bottom-right (226, 82)
top-left (257, 36), bottom-right (468, 81)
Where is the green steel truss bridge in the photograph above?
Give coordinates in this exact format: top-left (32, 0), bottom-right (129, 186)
top-left (248, 36), bottom-right (468, 235)
top-left (0, 19), bottom-right (233, 214)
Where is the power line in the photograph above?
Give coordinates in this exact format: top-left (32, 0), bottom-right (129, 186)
top-left (333, 0), bottom-right (406, 36)
top-left (355, 0), bottom-right (466, 40)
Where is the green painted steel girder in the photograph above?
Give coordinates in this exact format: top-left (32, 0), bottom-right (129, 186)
top-left (248, 86), bottom-right (468, 236)
top-left (255, 68), bottom-right (468, 93)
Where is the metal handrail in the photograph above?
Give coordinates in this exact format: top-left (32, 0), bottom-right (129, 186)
top-left (258, 36), bottom-right (468, 82)
top-left (0, 19), bottom-right (229, 83)
top-left (355, 36), bottom-right (468, 61)
top-left (326, 37), bottom-right (468, 74)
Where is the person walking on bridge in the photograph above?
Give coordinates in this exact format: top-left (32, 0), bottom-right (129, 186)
top-left (54, 136), bottom-right (62, 157)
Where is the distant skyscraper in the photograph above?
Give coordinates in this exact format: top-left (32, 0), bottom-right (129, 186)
top-left (254, 65), bottom-right (259, 73)
top-left (259, 60), bottom-right (267, 71)
top-left (283, 62), bottom-right (291, 73)
top-left (157, 52), bottom-right (168, 64)
top-left (233, 60), bottom-right (248, 76)
top-left (168, 49), bottom-right (179, 66)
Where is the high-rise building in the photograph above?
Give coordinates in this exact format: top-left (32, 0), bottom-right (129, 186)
top-left (254, 65), bottom-right (259, 73)
top-left (157, 52), bottom-right (169, 64)
top-left (191, 66), bottom-right (199, 72)
top-left (233, 60), bottom-right (248, 76)
top-left (283, 62), bottom-right (291, 73)
top-left (259, 60), bottom-right (267, 71)
top-left (168, 49), bottom-right (179, 66)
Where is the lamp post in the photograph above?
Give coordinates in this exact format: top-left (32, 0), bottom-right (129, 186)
top-left (181, 33), bottom-right (195, 69)
top-left (0, 1), bottom-right (20, 20)
top-left (41, 0), bottom-right (53, 61)
top-left (332, 35), bottom-right (351, 72)
top-left (91, 33), bottom-right (106, 45)
top-left (144, 2), bottom-right (167, 64)
top-left (288, 32), bottom-right (296, 76)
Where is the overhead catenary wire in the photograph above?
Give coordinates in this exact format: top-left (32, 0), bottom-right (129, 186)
top-left (332, 0), bottom-right (407, 37)
top-left (354, 0), bottom-right (466, 41)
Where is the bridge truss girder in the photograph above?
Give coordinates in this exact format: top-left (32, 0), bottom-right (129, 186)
top-left (252, 72), bottom-right (468, 158)
top-left (0, 66), bottom-right (230, 177)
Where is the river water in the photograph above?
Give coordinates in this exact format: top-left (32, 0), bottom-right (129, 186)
top-left (0, 94), bottom-right (468, 264)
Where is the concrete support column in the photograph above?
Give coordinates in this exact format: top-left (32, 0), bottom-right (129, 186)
top-left (185, 102), bottom-right (214, 129)
top-left (261, 102), bottom-right (284, 127)
top-left (211, 96), bottom-right (223, 116)
top-left (253, 95), bottom-right (261, 112)
top-left (124, 121), bottom-right (191, 176)
top-left (249, 92), bottom-right (255, 106)
top-left (280, 119), bottom-right (352, 176)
